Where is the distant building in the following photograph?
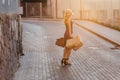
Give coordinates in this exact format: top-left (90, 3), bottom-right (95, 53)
top-left (0, 0), bottom-right (18, 13)
top-left (21, 0), bottom-right (51, 18)
top-left (81, 0), bottom-right (120, 27)
top-left (55, 0), bottom-right (81, 19)
top-left (21, 0), bottom-right (120, 27)
top-left (21, 0), bottom-right (81, 19)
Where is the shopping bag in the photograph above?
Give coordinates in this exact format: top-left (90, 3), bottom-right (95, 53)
top-left (66, 36), bottom-right (83, 50)
top-left (55, 37), bottom-right (66, 47)
top-left (66, 37), bottom-right (76, 48)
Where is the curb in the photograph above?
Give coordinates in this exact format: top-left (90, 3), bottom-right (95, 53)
top-left (74, 22), bottom-right (120, 48)
top-left (22, 18), bottom-right (63, 21)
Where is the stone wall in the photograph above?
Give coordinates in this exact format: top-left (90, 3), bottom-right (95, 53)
top-left (0, 14), bottom-right (23, 80)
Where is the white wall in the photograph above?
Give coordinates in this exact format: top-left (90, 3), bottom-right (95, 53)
top-left (56, 0), bottom-right (81, 19)
top-left (54, 0), bottom-right (120, 25)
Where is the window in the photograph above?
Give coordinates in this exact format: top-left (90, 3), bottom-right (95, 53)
top-left (113, 9), bottom-right (119, 19)
top-left (98, 10), bottom-right (107, 20)
top-left (8, 0), bottom-right (10, 6)
top-left (2, 0), bottom-right (5, 5)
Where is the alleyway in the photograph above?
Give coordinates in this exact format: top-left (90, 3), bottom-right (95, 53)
top-left (14, 20), bottom-right (120, 80)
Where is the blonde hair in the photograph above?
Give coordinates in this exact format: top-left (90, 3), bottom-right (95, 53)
top-left (64, 9), bottom-right (73, 23)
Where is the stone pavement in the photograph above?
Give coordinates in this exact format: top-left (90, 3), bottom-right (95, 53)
top-left (14, 21), bottom-right (120, 80)
top-left (22, 19), bottom-right (120, 45)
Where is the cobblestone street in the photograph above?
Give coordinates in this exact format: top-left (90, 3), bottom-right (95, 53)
top-left (14, 20), bottom-right (120, 80)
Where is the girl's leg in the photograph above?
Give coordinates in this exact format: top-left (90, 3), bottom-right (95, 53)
top-left (63, 47), bottom-right (68, 58)
top-left (61, 47), bottom-right (72, 65)
top-left (61, 47), bottom-right (67, 65)
top-left (66, 48), bottom-right (72, 58)
top-left (63, 47), bottom-right (71, 58)
top-left (66, 48), bottom-right (72, 64)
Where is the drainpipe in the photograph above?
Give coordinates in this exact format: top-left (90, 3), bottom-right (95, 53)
top-left (80, 0), bottom-right (82, 19)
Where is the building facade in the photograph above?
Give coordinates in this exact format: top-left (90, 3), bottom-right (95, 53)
top-left (55, 0), bottom-right (81, 19)
top-left (81, 0), bottom-right (120, 27)
top-left (22, 0), bottom-right (120, 20)
top-left (21, 0), bottom-right (120, 29)
top-left (21, 0), bottom-right (81, 19)
top-left (81, 0), bottom-right (120, 20)
top-left (55, 0), bottom-right (120, 29)
top-left (21, 0), bottom-right (52, 18)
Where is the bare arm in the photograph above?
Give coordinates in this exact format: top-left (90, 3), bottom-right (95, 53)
top-left (67, 20), bottom-right (72, 38)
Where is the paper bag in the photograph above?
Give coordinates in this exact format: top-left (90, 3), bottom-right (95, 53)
top-left (66, 36), bottom-right (83, 51)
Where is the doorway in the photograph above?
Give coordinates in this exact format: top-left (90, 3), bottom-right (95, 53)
top-left (23, 0), bottom-right (52, 18)
top-left (42, 0), bottom-right (52, 18)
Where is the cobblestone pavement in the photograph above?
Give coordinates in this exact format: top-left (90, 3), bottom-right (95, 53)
top-left (14, 20), bottom-right (120, 80)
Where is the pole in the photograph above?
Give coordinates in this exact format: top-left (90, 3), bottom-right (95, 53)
top-left (80, 0), bottom-right (82, 19)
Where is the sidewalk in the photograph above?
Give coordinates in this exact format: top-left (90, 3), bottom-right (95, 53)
top-left (21, 18), bottom-right (120, 46)
top-left (14, 21), bottom-right (120, 80)
top-left (22, 18), bottom-right (120, 46)
top-left (75, 20), bottom-right (120, 46)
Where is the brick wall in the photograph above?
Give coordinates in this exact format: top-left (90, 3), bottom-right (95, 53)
top-left (0, 14), bottom-right (23, 80)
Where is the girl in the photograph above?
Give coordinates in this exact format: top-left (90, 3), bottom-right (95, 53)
top-left (61, 9), bottom-right (73, 65)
